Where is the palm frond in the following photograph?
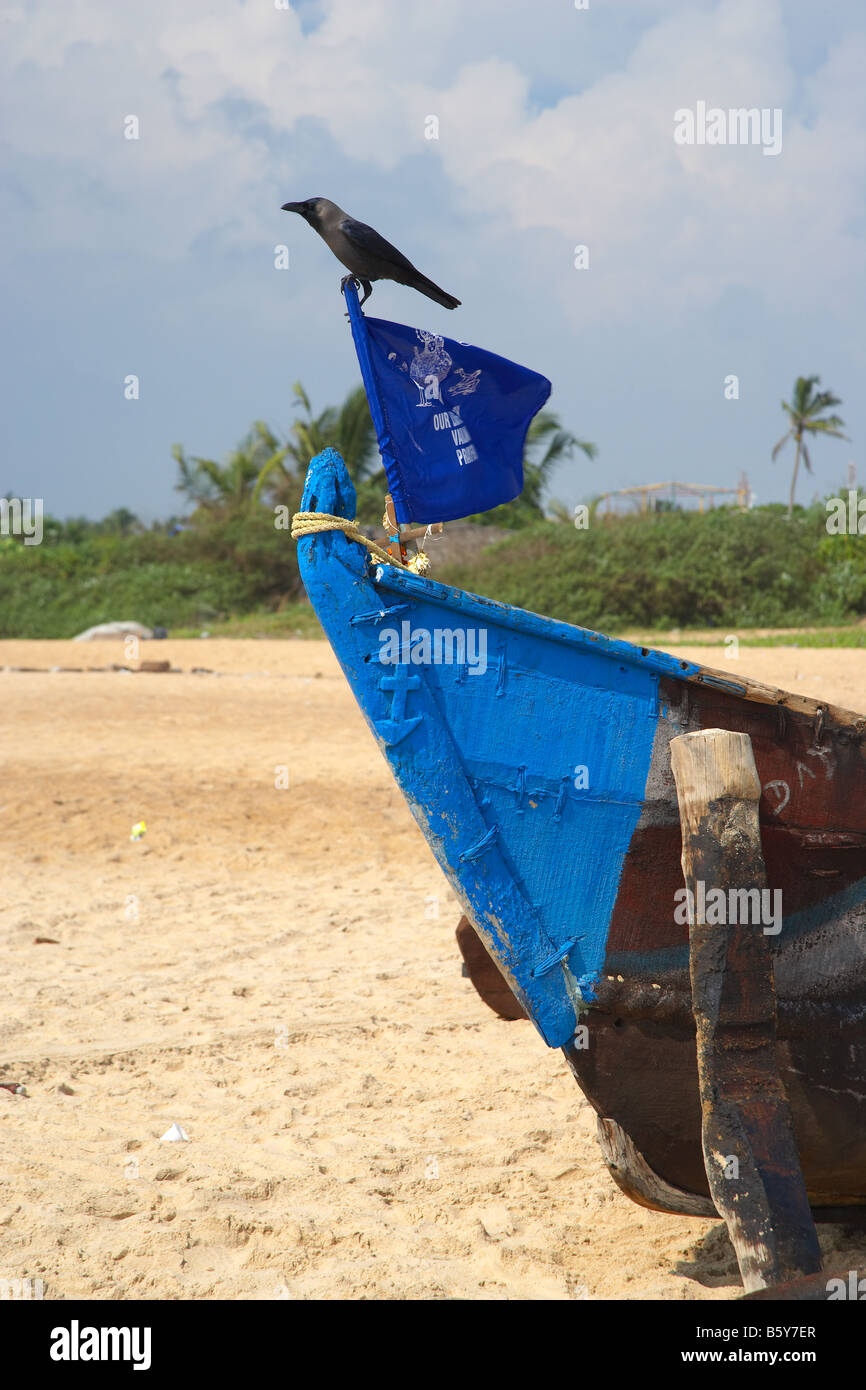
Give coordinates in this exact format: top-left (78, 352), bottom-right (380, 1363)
top-left (336, 387), bottom-right (377, 476)
top-left (771, 431), bottom-right (791, 461)
top-left (525, 413), bottom-right (560, 444)
top-left (251, 449), bottom-right (292, 503)
top-left (792, 375), bottom-right (820, 414)
top-left (545, 498), bottom-right (574, 523)
top-left (806, 418), bottom-right (848, 439)
top-left (807, 390), bottom-right (842, 416)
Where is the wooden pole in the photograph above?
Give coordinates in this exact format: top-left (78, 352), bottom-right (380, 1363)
top-left (670, 728), bottom-right (822, 1294)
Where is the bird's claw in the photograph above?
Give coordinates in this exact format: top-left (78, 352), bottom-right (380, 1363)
top-left (340, 275), bottom-right (359, 317)
top-left (340, 274), bottom-right (372, 308)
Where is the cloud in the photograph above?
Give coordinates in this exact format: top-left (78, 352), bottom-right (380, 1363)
top-left (407, 0), bottom-right (865, 323)
top-left (1, 0), bottom-right (863, 524)
top-left (2, 0), bottom-right (862, 329)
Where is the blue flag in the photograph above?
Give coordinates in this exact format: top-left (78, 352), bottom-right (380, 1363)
top-left (344, 280), bottom-right (551, 524)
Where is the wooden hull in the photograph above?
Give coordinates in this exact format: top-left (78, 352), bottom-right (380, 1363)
top-left (298, 448), bottom-right (866, 1215)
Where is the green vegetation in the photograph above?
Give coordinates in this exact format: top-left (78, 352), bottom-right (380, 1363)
top-left (169, 604), bottom-right (322, 640)
top-left (623, 627), bottom-right (866, 650)
top-left (2, 373), bottom-right (860, 643)
top-left (6, 493), bottom-right (866, 641)
top-left (250, 382), bottom-right (385, 523)
top-left (0, 384), bottom-right (596, 638)
top-left (445, 501), bottom-right (866, 634)
top-left (0, 513), bottom-right (301, 639)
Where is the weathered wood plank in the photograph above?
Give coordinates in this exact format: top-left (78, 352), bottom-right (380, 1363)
top-left (596, 1117), bottom-right (716, 1217)
top-left (671, 728), bottom-right (823, 1293)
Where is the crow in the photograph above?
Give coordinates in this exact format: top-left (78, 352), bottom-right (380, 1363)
top-left (281, 198), bottom-right (461, 310)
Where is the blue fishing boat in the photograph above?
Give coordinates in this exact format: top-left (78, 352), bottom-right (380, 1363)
top-left (295, 444), bottom-right (866, 1221)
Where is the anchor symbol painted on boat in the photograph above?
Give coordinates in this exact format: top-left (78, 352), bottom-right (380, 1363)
top-left (377, 660), bottom-right (423, 746)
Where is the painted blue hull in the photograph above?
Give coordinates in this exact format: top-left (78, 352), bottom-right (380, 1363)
top-left (297, 448), bottom-right (866, 1211)
top-left (299, 449), bottom-right (708, 1048)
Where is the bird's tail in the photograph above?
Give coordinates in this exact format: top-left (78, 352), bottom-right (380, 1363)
top-left (411, 273), bottom-right (461, 310)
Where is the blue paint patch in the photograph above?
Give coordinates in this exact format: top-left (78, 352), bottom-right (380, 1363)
top-left (411, 607), bottom-right (659, 1005)
top-left (297, 448), bottom-right (667, 1048)
top-left (374, 564), bottom-right (704, 686)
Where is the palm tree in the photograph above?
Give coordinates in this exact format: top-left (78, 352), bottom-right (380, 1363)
top-left (252, 383), bottom-right (379, 510)
top-left (174, 422), bottom-right (286, 519)
top-left (772, 376), bottom-right (848, 519)
top-left (251, 391), bottom-right (595, 528)
top-left (467, 411), bottom-right (597, 527)
top-left (522, 413), bottom-right (597, 513)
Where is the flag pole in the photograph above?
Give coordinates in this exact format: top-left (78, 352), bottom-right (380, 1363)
top-left (340, 278), bottom-right (443, 566)
top-left (342, 279), bottom-right (388, 450)
top-left (342, 278), bottom-right (406, 512)
top-left (341, 278), bottom-right (406, 560)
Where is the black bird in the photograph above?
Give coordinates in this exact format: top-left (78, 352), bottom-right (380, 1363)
top-left (281, 197), bottom-right (461, 310)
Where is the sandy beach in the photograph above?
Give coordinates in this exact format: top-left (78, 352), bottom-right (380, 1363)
top-left (2, 637), bottom-right (864, 1301)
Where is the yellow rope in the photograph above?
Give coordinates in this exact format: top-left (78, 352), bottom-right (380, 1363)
top-left (291, 512), bottom-right (405, 569)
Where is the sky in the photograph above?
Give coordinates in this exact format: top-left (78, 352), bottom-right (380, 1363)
top-left (1, 0), bottom-right (864, 522)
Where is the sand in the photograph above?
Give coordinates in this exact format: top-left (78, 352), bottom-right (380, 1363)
top-left (1, 637), bottom-right (864, 1301)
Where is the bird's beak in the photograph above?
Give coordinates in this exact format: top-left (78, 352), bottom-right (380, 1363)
top-left (281, 202), bottom-right (302, 213)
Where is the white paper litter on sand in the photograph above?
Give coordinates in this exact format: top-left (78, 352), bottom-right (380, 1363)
top-left (159, 1123), bottom-right (190, 1142)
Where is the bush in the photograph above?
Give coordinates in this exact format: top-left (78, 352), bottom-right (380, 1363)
top-left (5, 497), bottom-right (865, 639)
top-left (442, 503), bottom-right (853, 632)
top-left (0, 510), bottom-right (301, 638)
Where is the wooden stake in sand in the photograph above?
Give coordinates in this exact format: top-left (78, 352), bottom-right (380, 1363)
top-left (670, 728), bottom-right (822, 1295)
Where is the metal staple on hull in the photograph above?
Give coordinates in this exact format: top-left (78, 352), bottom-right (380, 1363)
top-left (532, 936), bottom-right (583, 978)
top-left (458, 825), bottom-right (499, 863)
top-left (349, 604), bottom-right (410, 625)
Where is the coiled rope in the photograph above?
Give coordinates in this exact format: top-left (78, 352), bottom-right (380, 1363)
top-left (291, 512), bottom-right (403, 569)
top-left (291, 511), bottom-right (431, 574)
